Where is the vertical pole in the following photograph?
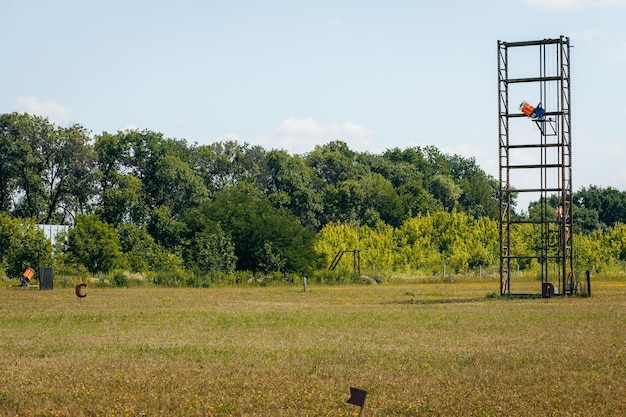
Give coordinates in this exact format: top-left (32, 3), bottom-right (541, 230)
top-left (586, 270), bottom-right (591, 297)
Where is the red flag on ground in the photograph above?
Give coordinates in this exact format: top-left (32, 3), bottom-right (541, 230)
top-left (347, 387), bottom-right (367, 408)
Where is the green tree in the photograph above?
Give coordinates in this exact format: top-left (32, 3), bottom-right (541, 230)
top-left (65, 214), bottom-right (122, 274)
top-left (185, 223), bottom-right (237, 274)
top-left (575, 186), bottom-right (626, 229)
top-left (123, 130), bottom-right (208, 218)
top-left (321, 180), bottom-right (365, 225)
top-left (306, 141), bottom-right (365, 185)
top-left (94, 131), bottom-right (146, 225)
top-left (382, 146), bottom-right (431, 183)
top-left (193, 141), bottom-right (264, 195)
top-left (3, 113), bottom-right (95, 223)
top-left (192, 183), bottom-right (318, 274)
top-left (146, 205), bottom-right (188, 253)
top-left (448, 154), bottom-right (499, 219)
top-left (358, 173), bottom-right (405, 227)
top-left (0, 113), bottom-right (25, 212)
top-left (7, 113), bottom-right (51, 220)
top-left (397, 180), bottom-right (441, 217)
top-left (259, 149), bottom-right (322, 229)
top-left (429, 174), bottom-right (462, 212)
top-left (98, 174), bottom-right (144, 226)
top-left (116, 223), bottom-right (159, 273)
top-left (575, 229), bottom-right (609, 272)
top-left (0, 213), bottom-right (52, 278)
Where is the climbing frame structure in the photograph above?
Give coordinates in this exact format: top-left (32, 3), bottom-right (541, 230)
top-left (497, 37), bottom-right (574, 296)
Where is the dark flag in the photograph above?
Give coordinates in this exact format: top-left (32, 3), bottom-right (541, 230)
top-left (347, 387), bottom-right (367, 408)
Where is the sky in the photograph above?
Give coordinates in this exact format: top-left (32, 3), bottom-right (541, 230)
top-left (1, 0), bottom-right (625, 210)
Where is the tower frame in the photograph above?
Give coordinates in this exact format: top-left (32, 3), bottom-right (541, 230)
top-left (498, 37), bottom-right (574, 296)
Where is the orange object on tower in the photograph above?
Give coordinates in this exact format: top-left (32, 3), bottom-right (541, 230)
top-left (520, 101), bottom-right (535, 117)
top-left (519, 101), bottom-right (546, 119)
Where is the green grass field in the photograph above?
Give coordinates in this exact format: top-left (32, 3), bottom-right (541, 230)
top-left (1, 277), bottom-right (624, 416)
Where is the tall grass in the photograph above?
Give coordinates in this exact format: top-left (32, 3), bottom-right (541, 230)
top-left (0, 277), bottom-right (624, 416)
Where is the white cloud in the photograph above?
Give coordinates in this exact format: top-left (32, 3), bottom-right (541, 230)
top-left (121, 124), bottom-right (140, 132)
top-left (249, 117), bottom-right (377, 155)
top-left (14, 96), bottom-right (70, 120)
top-left (525, 0), bottom-right (626, 9)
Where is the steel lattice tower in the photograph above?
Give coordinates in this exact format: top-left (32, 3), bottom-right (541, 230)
top-left (498, 37), bottom-right (574, 296)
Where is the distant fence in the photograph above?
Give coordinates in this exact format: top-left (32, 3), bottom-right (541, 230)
top-left (37, 224), bottom-right (70, 246)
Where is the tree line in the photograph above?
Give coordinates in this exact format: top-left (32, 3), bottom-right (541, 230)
top-left (1, 112), bottom-right (625, 283)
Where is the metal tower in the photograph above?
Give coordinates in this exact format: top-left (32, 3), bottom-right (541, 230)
top-left (498, 37), bottom-right (574, 296)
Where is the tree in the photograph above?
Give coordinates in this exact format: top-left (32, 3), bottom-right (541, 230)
top-left (397, 180), bottom-right (441, 217)
top-left (185, 222), bottom-right (237, 274)
top-left (191, 183), bottom-right (318, 274)
top-left (258, 149), bottom-right (322, 229)
top-left (193, 141), bottom-right (264, 195)
top-left (358, 173), bottom-right (405, 227)
top-left (41, 123), bottom-right (96, 223)
top-left (321, 180), bottom-right (365, 225)
top-left (0, 113), bottom-right (24, 212)
top-left (306, 141), bottom-right (365, 185)
top-left (0, 213), bottom-right (52, 278)
top-left (98, 174), bottom-right (144, 226)
top-left (94, 131), bottom-right (146, 225)
top-left (116, 223), bottom-right (159, 273)
top-left (575, 186), bottom-right (626, 229)
top-left (448, 154), bottom-right (499, 219)
top-left (383, 146), bottom-right (431, 181)
top-left (3, 113), bottom-right (95, 223)
top-left (120, 130), bottom-right (208, 218)
top-left (65, 214), bottom-right (122, 274)
top-left (314, 221), bottom-right (396, 277)
top-left (7, 113), bottom-right (51, 220)
top-left (146, 205), bottom-right (188, 253)
top-left (429, 174), bottom-right (462, 212)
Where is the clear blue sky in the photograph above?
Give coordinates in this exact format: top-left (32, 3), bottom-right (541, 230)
top-left (1, 0), bottom-right (625, 209)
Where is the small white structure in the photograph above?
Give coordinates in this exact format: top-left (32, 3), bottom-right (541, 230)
top-left (38, 224), bottom-right (70, 246)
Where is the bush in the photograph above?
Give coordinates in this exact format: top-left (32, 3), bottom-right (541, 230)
top-left (153, 268), bottom-right (188, 287)
top-left (112, 271), bottom-right (129, 287)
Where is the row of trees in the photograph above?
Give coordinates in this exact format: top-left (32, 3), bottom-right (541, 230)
top-left (0, 113), bottom-right (500, 230)
top-left (2, 207), bottom-right (624, 286)
top-left (2, 112), bottom-right (626, 282)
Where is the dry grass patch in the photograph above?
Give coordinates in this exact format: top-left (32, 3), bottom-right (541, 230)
top-left (0, 280), bottom-right (624, 416)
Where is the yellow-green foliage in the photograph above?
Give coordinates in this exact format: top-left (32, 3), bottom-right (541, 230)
top-left (317, 212), bottom-right (626, 277)
top-left (314, 221), bottom-right (396, 274)
top-left (575, 223), bottom-right (626, 272)
top-left (317, 211), bottom-right (500, 276)
top-left (397, 211), bottom-right (498, 273)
